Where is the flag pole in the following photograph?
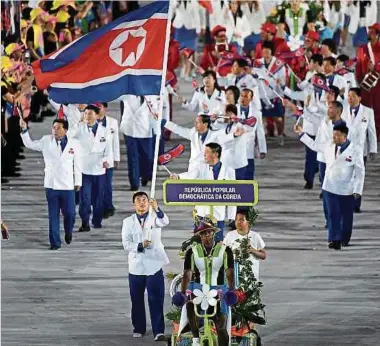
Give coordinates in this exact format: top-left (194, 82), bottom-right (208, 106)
top-left (148, 1), bottom-right (173, 214)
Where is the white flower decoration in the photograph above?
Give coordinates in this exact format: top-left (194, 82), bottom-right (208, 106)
top-left (288, 35), bottom-right (304, 51)
top-left (193, 284), bottom-right (218, 311)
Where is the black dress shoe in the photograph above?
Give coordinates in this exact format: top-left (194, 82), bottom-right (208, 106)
top-left (304, 182), bottom-right (313, 189)
top-left (341, 242), bottom-right (350, 247)
top-left (16, 154), bottom-right (25, 160)
top-left (354, 207), bottom-right (362, 213)
top-left (328, 241), bottom-right (341, 250)
top-left (319, 192), bottom-right (323, 199)
top-left (78, 224), bottom-right (91, 232)
top-left (65, 233), bottom-right (72, 244)
top-left (92, 224), bottom-right (102, 229)
top-left (1, 178), bottom-right (9, 184)
top-left (49, 245), bottom-right (61, 250)
top-left (141, 180), bottom-right (149, 187)
top-left (130, 186), bottom-right (139, 191)
top-left (103, 208), bottom-right (115, 219)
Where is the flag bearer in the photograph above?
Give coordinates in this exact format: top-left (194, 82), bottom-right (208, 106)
top-left (122, 192), bottom-right (169, 342)
top-left (19, 116), bottom-right (82, 250)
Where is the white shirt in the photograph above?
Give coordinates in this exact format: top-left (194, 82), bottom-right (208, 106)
top-left (183, 87), bottom-right (226, 116)
top-left (120, 95), bottom-right (157, 138)
top-left (164, 120), bottom-right (236, 172)
top-left (74, 123), bottom-right (112, 175)
top-left (224, 230), bottom-right (265, 280)
top-left (237, 103), bottom-right (267, 158)
top-left (99, 115), bottom-right (120, 168)
top-left (122, 211), bottom-right (170, 276)
top-left (322, 141), bottom-right (365, 196)
top-left (21, 132), bottom-right (82, 190)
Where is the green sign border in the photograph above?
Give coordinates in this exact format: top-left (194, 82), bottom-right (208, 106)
top-left (162, 179), bottom-right (259, 206)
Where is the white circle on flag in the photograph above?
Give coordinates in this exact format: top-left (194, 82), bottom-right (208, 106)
top-left (109, 27), bottom-right (147, 67)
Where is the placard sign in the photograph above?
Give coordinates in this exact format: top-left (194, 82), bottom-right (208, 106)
top-left (163, 180), bottom-right (258, 206)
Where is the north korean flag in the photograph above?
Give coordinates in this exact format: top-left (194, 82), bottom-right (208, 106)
top-left (32, 2), bottom-right (169, 104)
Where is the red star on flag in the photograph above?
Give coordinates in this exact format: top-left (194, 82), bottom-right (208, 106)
top-left (112, 33), bottom-right (144, 65)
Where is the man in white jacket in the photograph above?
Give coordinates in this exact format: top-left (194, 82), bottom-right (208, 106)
top-left (95, 103), bottom-right (120, 219)
top-left (296, 122), bottom-right (365, 249)
top-left (74, 105), bottom-right (112, 232)
top-left (163, 114), bottom-right (244, 172)
top-left (171, 142), bottom-right (236, 242)
top-left (121, 192), bottom-right (169, 341)
top-left (341, 87), bottom-right (377, 213)
top-left (20, 117), bottom-right (82, 250)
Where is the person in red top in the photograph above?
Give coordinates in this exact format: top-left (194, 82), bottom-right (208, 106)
top-left (165, 27), bottom-right (180, 140)
top-left (356, 23), bottom-right (380, 137)
top-left (254, 23), bottom-right (290, 59)
top-left (254, 23), bottom-right (290, 137)
top-left (291, 31), bottom-right (321, 82)
top-left (199, 25), bottom-right (238, 72)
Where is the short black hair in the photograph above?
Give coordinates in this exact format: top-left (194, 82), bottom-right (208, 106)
top-left (102, 102), bottom-right (108, 108)
top-left (241, 88), bottom-right (253, 98)
top-left (349, 87), bottom-right (361, 98)
top-left (53, 119), bottom-right (69, 130)
top-left (337, 54), bottom-right (349, 63)
top-left (206, 142), bottom-right (222, 158)
top-left (202, 70), bottom-right (217, 80)
top-left (331, 100), bottom-right (343, 115)
top-left (225, 104), bottom-right (237, 115)
top-left (234, 58), bottom-right (248, 68)
top-left (323, 56), bottom-right (337, 66)
top-left (84, 104), bottom-right (100, 114)
top-left (262, 41), bottom-right (275, 55)
top-left (236, 210), bottom-right (249, 219)
top-left (132, 191), bottom-right (148, 203)
top-left (310, 54), bottom-right (323, 66)
top-left (225, 85), bottom-right (240, 104)
top-left (321, 38), bottom-right (337, 54)
top-left (328, 85), bottom-right (340, 100)
top-left (198, 114), bottom-right (212, 128)
top-left (333, 123), bottom-right (349, 135)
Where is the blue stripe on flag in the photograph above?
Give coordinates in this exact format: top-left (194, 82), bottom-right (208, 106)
top-left (41, 1), bottom-right (169, 72)
top-left (47, 74), bottom-right (162, 103)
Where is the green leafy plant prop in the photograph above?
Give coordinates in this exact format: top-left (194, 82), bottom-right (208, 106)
top-left (266, 3), bottom-right (290, 24)
top-left (232, 207), bottom-right (266, 328)
top-left (166, 307), bottom-right (182, 324)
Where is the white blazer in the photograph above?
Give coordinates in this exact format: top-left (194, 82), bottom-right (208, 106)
top-left (322, 141), bottom-right (365, 196)
top-left (74, 123), bottom-right (112, 176)
top-left (240, 2), bottom-right (266, 34)
top-left (102, 116), bottom-right (120, 168)
top-left (183, 87), bottom-right (226, 116)
top-left (179, 162), bottom-right (236, 221)
top-left (257, 57), bottom-right (286, 100)
top-left (225, 73), bottom-right (262, 110)
top-left (21, 132), bottom-right (82, 190)
top-left (122, 211), bottom-right (170, 276)
top-left (300, 115), bottom-right (335, 163)
top-left (236, 104), bottom-right (267, 159)
top-left (48, 99), bottom-right (82, 138)
top-left (215, 122), bottom-right (248, 169)
top-left (164, 120), bottom-right (236, 172)
top-left (209, 0), bottom-right (228, 30)
top-left (223, 9), bottom-right (251, 47)
top-left (341, 104), bottom-right (378, 156)
top-left (172, 0), bottom-right (202, 33)
top-left (120, 95), bottom-right (156, 138)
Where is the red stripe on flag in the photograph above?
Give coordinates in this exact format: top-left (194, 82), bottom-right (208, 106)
top-left (33, 19), bottom-right (166, 90)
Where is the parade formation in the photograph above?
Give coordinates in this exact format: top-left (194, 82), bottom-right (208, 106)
top-left (1, 0), bottom-right (379, 345)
